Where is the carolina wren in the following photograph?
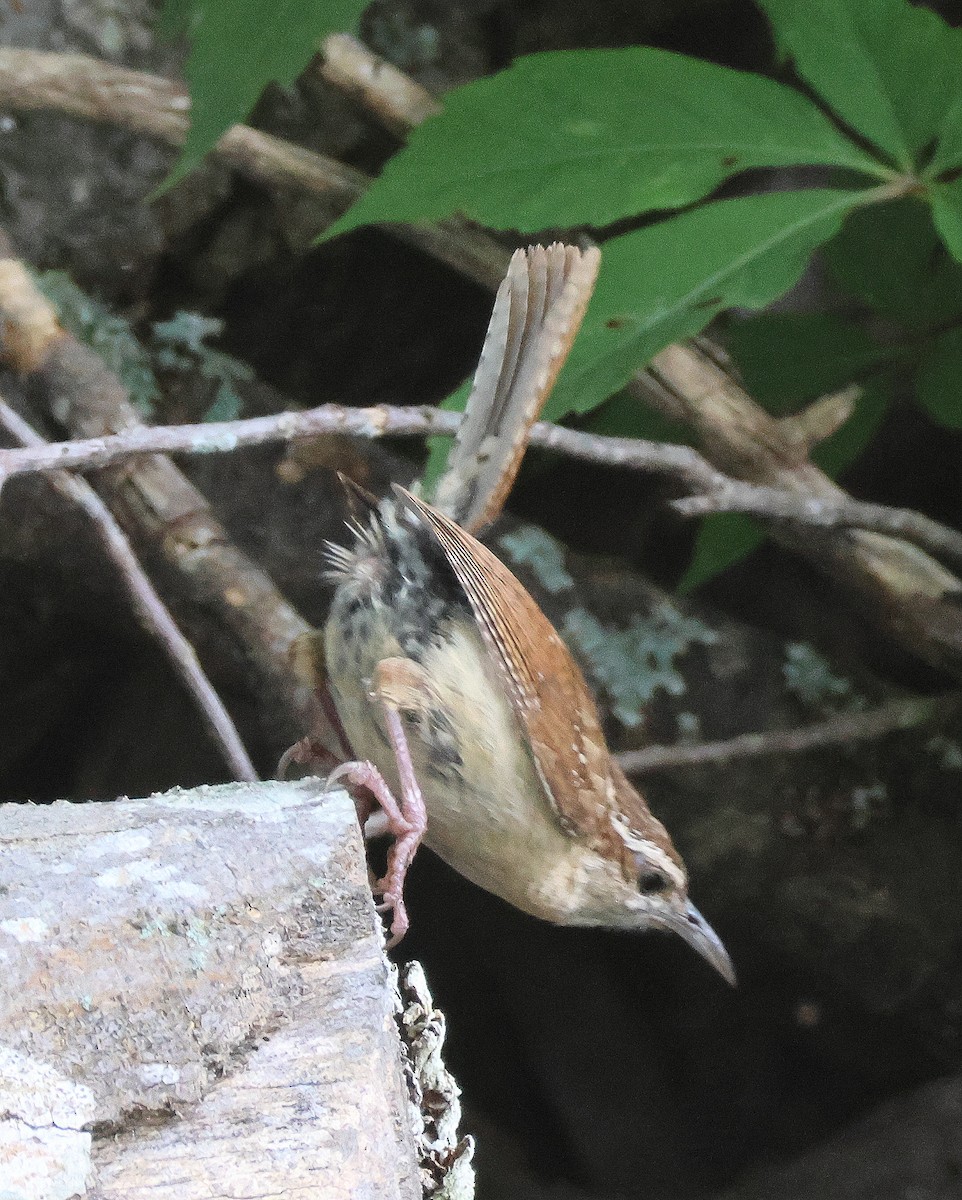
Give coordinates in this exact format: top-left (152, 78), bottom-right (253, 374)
top-left (297, 244), bottom-right (734, 983)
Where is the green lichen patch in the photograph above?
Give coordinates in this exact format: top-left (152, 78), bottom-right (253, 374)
top-left (562, 603), bottom-right (718, 726)
top-left (499, 526), bottom-right (575, 594)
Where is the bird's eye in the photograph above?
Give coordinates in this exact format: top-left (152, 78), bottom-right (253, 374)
top-left (637, 870), bottom-right (670, 895)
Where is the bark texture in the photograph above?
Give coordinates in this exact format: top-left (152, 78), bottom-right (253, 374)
top-left (0, 782), bottom-right (425, 1199)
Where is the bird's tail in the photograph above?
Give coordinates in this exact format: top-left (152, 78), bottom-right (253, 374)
top-left (431, 242), bottom-right (600, 534)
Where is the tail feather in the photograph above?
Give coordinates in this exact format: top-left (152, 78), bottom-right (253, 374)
top-left (432, 243), bottom-right (600, 534)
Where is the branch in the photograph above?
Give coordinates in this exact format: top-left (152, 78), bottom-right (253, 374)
top-left (0, 398), bottom-right (258, 782)
top-left (0, 238), bottom-right (313, 751)
top-left (0, 48), bottom-right (366, 216)
top-left (646, 342), bottom-right (962, 678)
top-left (318, 34), bottom-right (441, 138)
top-left (0, 47), bottom-right (511, 292)
top-left (0, 400), bottom-right (709, 479)
top-left (673, 483), bottom-right (962, 572)
top-left (5, 403), bottom-right (962, 571)
top-left (618, 694), bottom-right (954, 776)
top-left (5, 48), bottom-right (962, 678)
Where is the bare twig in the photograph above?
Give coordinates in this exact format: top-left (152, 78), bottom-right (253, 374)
top-left (0, 398), bottom-right (257, 782)
top-left (674, 484), bottom-right (962, 571)
top-left (0, 402), bottom-right (708, 479)
top-left (776, 388), bottom-right (858, 453)
top-left (618, 694), bottom-right (955, 776)
top-left (4, 406), bottom-right (962, 570)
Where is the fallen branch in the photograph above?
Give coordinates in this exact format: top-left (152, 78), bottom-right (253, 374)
top-left (0, 236), bottom-right (313, 751)
top-left (0, 398), bottom-right (258, 782)
top-left (0, 48), bottom-right (365, 216)
top-left (0, 47), bottom-right (510, 290)
top-left (618, 693), bottom-right (955, 775)
top-left (318, 34), bottom-right (441, 138)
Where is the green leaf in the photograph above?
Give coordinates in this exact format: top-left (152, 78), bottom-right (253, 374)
top-left (163, 0), bottom-right (368, 188)
top-left (157, 0), bottom-right (196, 38)
top-left (759, 0), bottom-right (962, 169)
top-left (930, 178), bottom-right (962, 266)
top-left (679, 514), bottom-right (765, 592)
top-left (917, 328), bottom-right (962, 429)
top-left (546, 188), bottom-right (868, 422)
top-left (727, 311), bottom-right (896, 410)
top-left (929, 91), bottom-right (962, 177)
top-left (327, 47), bottom-right (883, 238)
top-left (824, 197), bottom-right (962, 328)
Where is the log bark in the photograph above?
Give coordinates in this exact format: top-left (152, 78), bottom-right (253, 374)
top-left (0, 781), bottom-right (437, 1199)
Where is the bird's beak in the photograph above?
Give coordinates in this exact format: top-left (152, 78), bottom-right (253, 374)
top-left (663, 901), bottom-right (736, 986)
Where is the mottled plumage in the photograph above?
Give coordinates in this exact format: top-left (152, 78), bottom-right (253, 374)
top-left (312, 244), bottom-right (733, 981)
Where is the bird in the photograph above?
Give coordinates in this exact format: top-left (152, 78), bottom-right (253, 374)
top-left (294, 242), bottom-right (734, 984)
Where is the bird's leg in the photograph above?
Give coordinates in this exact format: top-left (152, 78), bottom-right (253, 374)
top-left (319, 680), bottom-right (354, 760)
top-left (279, 628), bottom-right (356, 777)
top-left (328, 657), bottom-right (431, 947)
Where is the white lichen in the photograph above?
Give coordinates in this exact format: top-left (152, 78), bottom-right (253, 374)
top-left (95, 859), bottom-right (178, 889)
top-left (849, 782), bottom-right (887, 830)
top-left (84, 829), bottom-right (151, 859)
top-left (783, 642), bottom-right (862, 710)
top-left (157, 880), bottom-right (210, 902)
top-left (396, 961), bottom-right (475, 1199)
top-left (562, 603), bottom-right (718, 727)
top-left (0, 917), bottom-right (49, 943)
top-left (499, 526), bottom-right (575, 594)
top-left (675, 711), bottom-right (702, 743)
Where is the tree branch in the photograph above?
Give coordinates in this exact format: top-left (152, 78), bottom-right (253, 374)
top-left (646, 342), bottom-right (962, 677)
top-left (618, 694), bottom-right (955, 776)
top-left (318, 34), bottom-right (441, 138)
top-left (0, 236), bottom-right (313, 752)
top-left (0, 400), bottom-right (706, 479)
top-left (4, 46), bottom-right (962, 678)
top-left (674, 483), bottom-right (962, 572)
top-left (0, 47), bottom-right (511, 291)
top-left (0, 398), bottom-right (257, 782)
top-left (4, 402), bottom-right (962, 570)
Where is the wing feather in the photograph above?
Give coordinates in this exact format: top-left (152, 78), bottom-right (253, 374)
top-left (396, 486), bottom-right (626, 853)
top-left (433, 243), bottom-right (600, 534)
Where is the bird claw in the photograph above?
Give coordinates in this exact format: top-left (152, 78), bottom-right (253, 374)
top-left (377, 893), bottom-right (409, 948)
top-left (277, 736), bottom-right (338, 779)
top-left (326, 758), bottom-right (424, 948)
